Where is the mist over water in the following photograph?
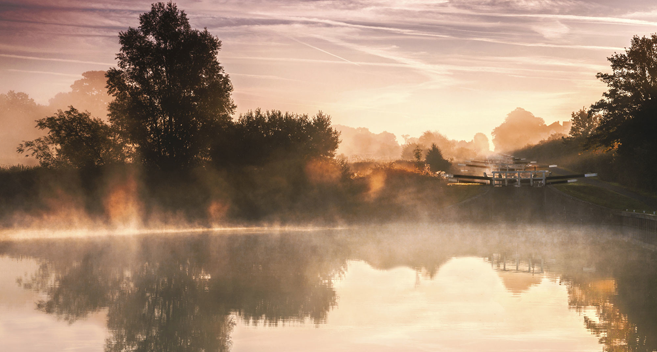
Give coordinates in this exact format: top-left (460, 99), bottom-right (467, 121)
top-left (1, 221), bottom-right (655, 352)
top-left (4, 3), bottom-right (657, 351)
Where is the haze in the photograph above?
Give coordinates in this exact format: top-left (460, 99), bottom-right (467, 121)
top-left (3, 0), bottom-right (657, 143)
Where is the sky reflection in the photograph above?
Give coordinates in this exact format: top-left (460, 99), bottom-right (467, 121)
top-left (0, 257), bottom-right (107, 352)
top-left (232, 258), bottom-right (599, 352)
top-left (0, 225), bottom-right (653, 351)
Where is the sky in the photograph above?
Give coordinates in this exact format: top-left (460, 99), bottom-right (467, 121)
top-left (2, 0), bottom-right (657, 142)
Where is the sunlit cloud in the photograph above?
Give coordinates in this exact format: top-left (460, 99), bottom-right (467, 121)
top-left (532, 20), bottom-right (570, 39)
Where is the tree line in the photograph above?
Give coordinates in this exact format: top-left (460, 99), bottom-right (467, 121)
top-left (0, 2), bottom-right (462, 227)
top-left (519, 34), bottom-right (657, 192)
top-left (15, 2), bottom-right (339, 173)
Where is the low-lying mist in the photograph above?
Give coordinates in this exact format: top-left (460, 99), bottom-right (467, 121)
top-left (0, 158), bottom-right (482, 236)
top-left (0, 71), bottom-right (111, 167)
top-left (0, 70), bottom-right (605, 237)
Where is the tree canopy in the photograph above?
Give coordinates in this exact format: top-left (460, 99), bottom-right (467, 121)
top-left (17, 107), bottom-right (126, 168)
top-left (588, 34), bottom-right (657, 156)
top-left (568, 108), bottom-right (600, 140)
top-left (211, 109), bottom-right (340, 167)
top-left (106, 2), bottom-right (234, 170)
top-left (424, 144), bottom-right (451, 173)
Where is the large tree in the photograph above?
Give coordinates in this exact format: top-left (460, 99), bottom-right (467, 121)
top-left (588, 34), bottom-right (657, 154)
top-left (107, 2), bottom-right (235, 170)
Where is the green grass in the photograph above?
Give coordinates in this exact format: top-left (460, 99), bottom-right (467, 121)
top-left (554, 183), bottom-right (654, 212)
top-left (603, 180), bottom-right (657, 202)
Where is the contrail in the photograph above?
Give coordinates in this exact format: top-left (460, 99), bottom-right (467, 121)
top-left (286, 36), bottom-right (359, 66)
top-left (282, 17), bottom-right (623, 51)
top-left (230, 72), bottom-right (300, 82)
top-left (0, 53), bottom-right (114, 66)
top-left (490, 12), bottom-right (657, 27)
top-left (8, 69), bottom-right (83, 78)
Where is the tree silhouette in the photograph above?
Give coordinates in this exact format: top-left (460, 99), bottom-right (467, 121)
top-left (211, 109), bottom-right (340, 167)
top-left (424, 143), bottom-right (451, 173)
top-left (584, 34), bottom-right (657, 188)
top-left (568, 108), bottom-right (600, 140)
top-left (589, 34), bottom-right (657, 153)
top-left (17, 107), bottom-right (126, 168)
top-left (107, 2), bottom-right (234, 170)
top-left (413, 145), bottom-right (423, 162)
top-left (491, 108), bottom-right (564, 152)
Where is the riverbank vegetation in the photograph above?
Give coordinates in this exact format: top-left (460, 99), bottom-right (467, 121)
top-left (0, 3), bottom-right (479, 229)
top-left (3, 2), bottom-right (656, 229)
top-left (0, 160), bottom-right (479, 229)
top-left (553, 183), bottom-right (653, 212)
top-left (516, 35), bottom-right (657, 195)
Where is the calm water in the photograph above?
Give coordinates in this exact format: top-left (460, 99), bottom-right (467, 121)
top-left (0, 224), bottom-right (655, 351)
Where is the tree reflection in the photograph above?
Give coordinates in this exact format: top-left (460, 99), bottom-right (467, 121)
top-left (9, 232), bottom-right (348, 351)
top-left (4, 226), bottom-right (657, 351)
top-left (562, 242), bottom-right (657, 352)
top-left (104, 258), bottom-right (234, 352)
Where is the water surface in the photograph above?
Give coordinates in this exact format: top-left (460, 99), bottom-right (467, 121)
top-left (0, 224), bottom-right (655, 351)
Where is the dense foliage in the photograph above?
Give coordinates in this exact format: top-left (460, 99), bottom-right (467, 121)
top-left (0, 91), bottom-right (50, 165)
top-left (211, 109), bottom-right (340, 167)
top-left (568, 108), bottom-right (600, 141)
top-left (589, 34), bottom-right (657, 154)
top-left (424, 144), bottom-right (451, 173)
top-left (555, 34), bottom-right (657, 191)
top-left (17, 107), bottom-right (126, 168)
top-left (107, 2), bottom-right (234, 170)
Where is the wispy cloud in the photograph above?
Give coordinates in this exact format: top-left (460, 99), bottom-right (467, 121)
top-left (0, 54), bottom-right (114, 66)
top-left (286, 36), bottom-right (360, 65)
top-left (1, 0), bottom-right (652, 140)
top-left (487, 12), bottom-right (657, 26)
top-left (230, 72), bottom-right (300, 81)
top-left (266, 16), bottom-right (623, 51)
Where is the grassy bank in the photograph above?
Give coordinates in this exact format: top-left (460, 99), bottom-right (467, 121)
top-left (514, 138), bottom-right (657, 194)
top-left (0, 161), bottom-right (480, 229)
top-left (554, 183), bottom-right (655, 212)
